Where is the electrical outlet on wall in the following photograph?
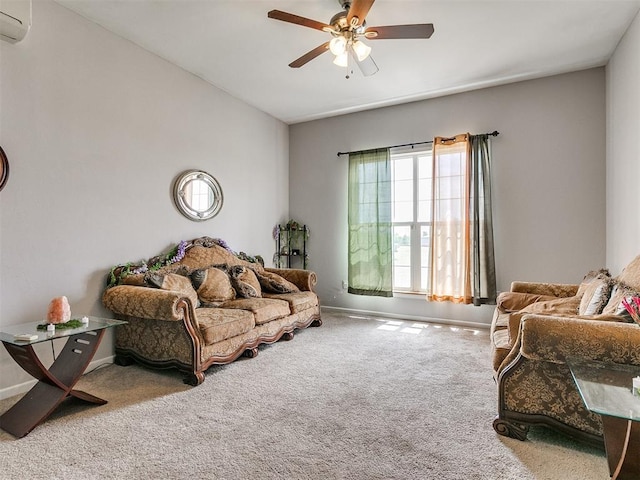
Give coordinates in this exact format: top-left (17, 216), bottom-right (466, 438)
top-left (342, 280), bottom-right (348, 290)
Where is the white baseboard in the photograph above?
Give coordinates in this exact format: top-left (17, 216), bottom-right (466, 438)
top-left (0, 355), bottom-right (116, 401)
top-left (320, 305), bottom-right (491, 330)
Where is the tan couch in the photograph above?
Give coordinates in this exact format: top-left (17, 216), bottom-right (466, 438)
top-left (491, 255), bottom-right (640, 446)
top-left (103, 237), bottom-right (321, 386)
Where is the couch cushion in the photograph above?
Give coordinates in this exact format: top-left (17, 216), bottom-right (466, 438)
top-left (146, 273), bottom-right (199, 308)
top-left (518, 296), bottom-right (581, 316)
top-left (578, 274), bottom-right (612, 315)
top-left (190, 267), bottom-right (236, 306)
top-left (492, 329), bottom-right (512, 372)
top-left (253, 270), bottom-right (300, 294)
top-left (492, 310), bottom-right (510, 331)
top-left (196, 308), bottom-right (255, 345)
top-left (262, 291), bottom-right (318, 313)
top-left (496, 291), bottom-right (558, 313)
top-left (220, 298), bottom-right (290, 325)
top-left (509, 296), bottom-right (581, 343)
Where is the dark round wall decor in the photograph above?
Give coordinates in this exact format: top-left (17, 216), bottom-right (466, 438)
top-left (0, 146), bottom-right (9, 192)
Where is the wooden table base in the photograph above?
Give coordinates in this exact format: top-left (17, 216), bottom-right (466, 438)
top-left (0, 329), bottom-right (107, 438)
top-left (602, 415), bottom-right (640, 480)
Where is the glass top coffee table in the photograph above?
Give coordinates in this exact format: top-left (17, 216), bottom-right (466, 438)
top-left (0, 316), bottom-right (125, 438)
top-left (569, 358), bottom-right (640, 480)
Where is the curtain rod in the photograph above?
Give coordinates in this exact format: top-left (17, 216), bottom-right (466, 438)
top-left (336, 131), bottom-right (500, 157)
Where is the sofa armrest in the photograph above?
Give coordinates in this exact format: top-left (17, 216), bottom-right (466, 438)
top-left (518, 314), bottom-right (640, 365)
top-left (510, 281), bottom-right (578, 297)
top-left (103, 285), bottom-right (191, 321)
top-left (265, 268), bottom-right (317, 292)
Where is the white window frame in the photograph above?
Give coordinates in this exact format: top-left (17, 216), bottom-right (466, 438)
top-left (390, 145), bottom-right (433, 294)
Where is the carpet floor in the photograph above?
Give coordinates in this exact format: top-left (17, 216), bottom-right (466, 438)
top-left (0, 311), bottom-right (608, 479)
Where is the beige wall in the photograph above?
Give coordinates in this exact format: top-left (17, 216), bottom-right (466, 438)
top-left (606, 11), bottom-right (640, 272)
top-left (290, 69), bottom-right (607, 325)
top-left (0, 0), bottom-right (289, 396)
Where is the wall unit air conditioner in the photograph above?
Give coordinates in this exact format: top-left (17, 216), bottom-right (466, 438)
top-left (0, 0), bottom-right (31, 43)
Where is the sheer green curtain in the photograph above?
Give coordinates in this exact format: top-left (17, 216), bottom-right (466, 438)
top-left (348, 148), bottom-right (393, 297)
top-left (470, 134), bottom-right (497, 305)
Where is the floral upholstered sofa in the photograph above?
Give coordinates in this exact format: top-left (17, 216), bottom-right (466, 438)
top-left (103, 237), bottom-right (321, 385)
top-left (491, 254), bottom-right (640, 445)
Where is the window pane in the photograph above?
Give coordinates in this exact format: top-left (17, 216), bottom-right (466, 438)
top-left (418, 155), bottom-right (432, 223)
top-left (418, 201), bottom-right (431, 223)
top-left (392, 157), bottom-right (414, 223)
top-left (394, 202), bottom-right (413, 222)
top-left (393, 157), bottom-right (413, 180)
top-left (420, 226), bottom-right (431, 291)
top-left (393, 226), bottom-right (411, 289)
top-left (389, 147), bottom-right (433, 293)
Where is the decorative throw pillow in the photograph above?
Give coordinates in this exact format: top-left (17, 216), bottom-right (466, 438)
top-left (146, 272), bottom-right (200, 307)
top-left (190, 267), bottom-right (236, 306)
top-left (253, 270), bottom-right (300, 294)
top-left (578, 274), bottom-right (613, 315)
top-left (576, 269), bottom-right (611, 298)
top-left (236, 267), bottom-right (262, 298)
top-left (226, 265), bottom-right (261, 298)
top-left (602, 282), bottom-right (640, 317)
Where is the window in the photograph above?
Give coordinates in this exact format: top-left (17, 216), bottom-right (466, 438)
top-left (348, 134), bottom-right (496, 304)
top-left (390, 145), bottom-right (435, 293)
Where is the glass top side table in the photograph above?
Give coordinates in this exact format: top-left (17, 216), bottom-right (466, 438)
top-left (0, 316), bottom-right (126, 438)
top-left (569, 358), bottom-right (640, 480)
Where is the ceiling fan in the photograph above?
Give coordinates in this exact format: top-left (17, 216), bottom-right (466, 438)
top-left (268, 0), bottom-right (434, 78)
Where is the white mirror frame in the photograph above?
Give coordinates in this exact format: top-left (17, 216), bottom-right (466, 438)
top-left (173, 170), bottom-right (223, 221)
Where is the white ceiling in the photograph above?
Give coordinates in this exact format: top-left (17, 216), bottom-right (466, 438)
top-left (55, 0), bottom-right (640, 124)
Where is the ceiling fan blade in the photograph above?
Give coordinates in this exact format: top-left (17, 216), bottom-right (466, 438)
top-left (289, 42), bottom-right (330, 68)
top-left (352, 52), bottom-right (379, 77)
top-left (366, 24), bottom-right (435, 39)
top-left (347, 0), bottom-right (375, 27)
top-left (268, 10), bottom-right (332, 32)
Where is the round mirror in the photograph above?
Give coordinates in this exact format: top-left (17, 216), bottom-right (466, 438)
top-left (0, 146), bottom-right (9, 192)
top-left (173, 170), bottom-right (223, 221)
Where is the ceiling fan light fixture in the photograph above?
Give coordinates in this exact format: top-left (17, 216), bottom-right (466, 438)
top-left (267, 2), bottom-right (435, 75)
top-left (329, 36), bottom-right (347, 55)
top-left (333, 51), bottom-right (349, 67)
top-left (352, 39), bottom-right (371, 61)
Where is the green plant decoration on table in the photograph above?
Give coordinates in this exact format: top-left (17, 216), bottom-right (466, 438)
top-left (37, 319), bottom-right (84, 330)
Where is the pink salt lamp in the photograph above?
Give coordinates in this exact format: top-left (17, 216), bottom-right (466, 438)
top-left (47, 296), bottom-right (71, 324)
